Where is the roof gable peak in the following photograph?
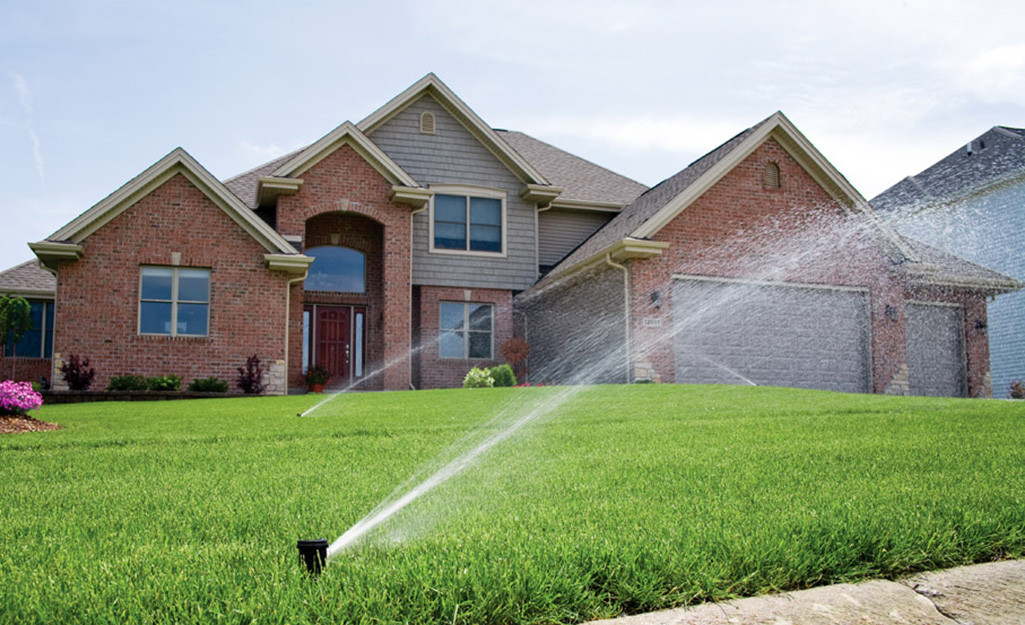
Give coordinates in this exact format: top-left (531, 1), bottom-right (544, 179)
top-left (357, 73), bottom-right (549, 186)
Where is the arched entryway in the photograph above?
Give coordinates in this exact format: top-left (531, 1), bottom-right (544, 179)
top-left (301, 212), bottom-right (384, 390)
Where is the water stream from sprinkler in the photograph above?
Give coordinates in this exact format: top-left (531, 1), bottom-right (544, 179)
top-left (303, 212), bottom-right (898, 568)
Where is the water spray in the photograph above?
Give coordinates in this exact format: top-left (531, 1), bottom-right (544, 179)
top-left (296, 538), bottom-right (329, 576)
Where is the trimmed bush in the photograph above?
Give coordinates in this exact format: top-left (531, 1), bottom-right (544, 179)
top-left (237, 355), bottom-right (265, 395)
top-left (187, 377), bottom-right (229, 393)
top-left (1011, 380), bottom-right (1025, 400)
top-left (107, 375), bottom-right (148, 391)
top-left (145, 375), bottom-right (182, 392)
top-left (489, 364), bottom-right (517, 387)
top-left (60, 354), bottom-right (96, 391)
top-left (462, 367), bottom-right (494, 388)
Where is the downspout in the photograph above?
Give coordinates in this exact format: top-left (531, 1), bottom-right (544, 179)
top-left (284, 270), bottom-right (308, 395)
top-left (604, 253), bottom-right (631, 384)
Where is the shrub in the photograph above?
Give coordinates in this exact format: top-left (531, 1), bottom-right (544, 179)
top-left (237, 355), bottom-right (265, 395)
top-left (489, 364), bottom-right (517, 387)
top-left (1010, 380), bottom-right (1025, 400)
top-left (0, 380), bottom-right (43, 416)
top-left (501, 337), bottom-right (529, 381)
top-left (60, 354), bottom-right (96, 391)
top-left (145, 375), bottom-right (183, 392)
top-left (187, 377), bottom-right (229, 393)
top-left (463, 367), bottom-right (494, 389)
top-left (107, 375), bottom-right (148, 391)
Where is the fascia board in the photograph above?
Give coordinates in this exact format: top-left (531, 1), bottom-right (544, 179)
top-left (630, 120), bottom-right (776, 240)
top-left (549, 199), bottom-right (625, 212)
top-left (0, 288), bottom-right (55, 299)
top-left (49, 148), bottom-right (298, 255)
top-left (357, 73), bottom-right (550, 186)
top-left (270, 122), bottom-right (418, 187)
top-left (265, 253), bottom-right (313, 275)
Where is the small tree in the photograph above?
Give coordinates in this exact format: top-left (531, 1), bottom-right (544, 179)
top-left (0, 295), bottom-right (33, 380)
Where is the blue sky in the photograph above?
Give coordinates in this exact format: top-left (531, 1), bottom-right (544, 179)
top-left (2, 0), bottom-right (1024, 271)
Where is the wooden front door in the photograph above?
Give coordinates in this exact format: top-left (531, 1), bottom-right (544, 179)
top-left (305, 305), bottom-right (366, 388)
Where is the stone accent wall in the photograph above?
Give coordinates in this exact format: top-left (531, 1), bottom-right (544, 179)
top-left (52, 173), bottom-right (291, 394)
top-left (277, 144), bottom-right (413, 391)
top-left (518, 263), bottom-right (627, 385)
top-left (884, 363), bottom-right (910, 396)
top-left (416, 286), bottom-right (513, 389)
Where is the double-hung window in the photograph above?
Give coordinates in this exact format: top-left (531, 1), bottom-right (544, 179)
top-left (139, 267), bottom-right (210, 336)
top-left (431, 188), bottom-right (505, 255)
top-left (439, 302), bottom-right (493, 359)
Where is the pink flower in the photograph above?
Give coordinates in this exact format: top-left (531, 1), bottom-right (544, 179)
top-left (0, 380), bottom-right (44, 416)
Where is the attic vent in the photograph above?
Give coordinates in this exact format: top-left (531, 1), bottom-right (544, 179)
top-left (420, 111), bottom-right (436, 135)
top-left (763, 162), bottom-right (781, 189)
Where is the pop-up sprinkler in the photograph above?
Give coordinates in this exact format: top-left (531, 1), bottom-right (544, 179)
top-left (297, 538), bottom-right (329, 576)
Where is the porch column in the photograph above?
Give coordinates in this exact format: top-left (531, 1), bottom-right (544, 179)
top-left (382, 220), bottom-right (412, 390)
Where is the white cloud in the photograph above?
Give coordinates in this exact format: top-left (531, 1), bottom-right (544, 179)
top-left (12, 73), bottom-right (32, 114)
top-left (9, 74), bottom-right (44, 187)
top-left (957, 44), bottom-right (1025, 105)
top-left (238, 141), bottom-right (285, 161)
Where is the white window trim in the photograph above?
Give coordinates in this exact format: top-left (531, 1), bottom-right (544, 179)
top-left (428, 185), bottom-right (508, 258)
top-left (439, 301), bottom-right (494, 360)
top-left (138, 266), bottom-right (211, 337)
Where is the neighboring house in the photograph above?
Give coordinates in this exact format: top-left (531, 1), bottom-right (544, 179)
top-left (517, 114), bottom-right (1020, 398)
top-left (872, 127), bottom-right (1025, 398)
top-left (0, 260), bottom-right (56, 385)
top-left (0, 74), bottom-right (1017, 397)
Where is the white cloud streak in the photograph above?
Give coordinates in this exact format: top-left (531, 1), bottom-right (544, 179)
top-left (11, 73), bottom-right (45, 187)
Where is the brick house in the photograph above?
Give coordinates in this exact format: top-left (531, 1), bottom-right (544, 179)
top-left (517, 113), bottom-right (1020, 397)
top-left (2, 75), bottom-right (1018, 397)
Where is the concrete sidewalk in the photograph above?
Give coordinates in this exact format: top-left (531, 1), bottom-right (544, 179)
top-left (588, 560), bottom-right (1025, 625)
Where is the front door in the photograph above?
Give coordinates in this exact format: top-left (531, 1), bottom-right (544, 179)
top-left (304, 305), bottom-right (366, 388)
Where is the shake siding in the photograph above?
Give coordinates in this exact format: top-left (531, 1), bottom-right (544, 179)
top-left (368, 95), bottom-right (538, 290)
top-left (538, 209), bottom-right (614, 267)
top-left (521, 264), bottom-right (627, 385)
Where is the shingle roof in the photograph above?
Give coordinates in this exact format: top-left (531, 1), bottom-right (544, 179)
top-left (222, 148), bottom-right (306, 208)
top-left (898, 237), bottom-right (1022, 292)
top-left (539, 119), bottom-right (766, 281)
top-left (495, 130), bottom-right (648, 206)
top-left (872, 126), bottom-right (1025, 212)
top-left (0, 260), bottom-right (55, 296)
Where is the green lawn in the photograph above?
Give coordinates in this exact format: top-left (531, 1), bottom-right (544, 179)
top-left (2, 385), bottom-right (1023, 624)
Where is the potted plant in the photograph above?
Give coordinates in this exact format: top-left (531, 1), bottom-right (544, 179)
top-left (305, 366), bottom-right (331, 393)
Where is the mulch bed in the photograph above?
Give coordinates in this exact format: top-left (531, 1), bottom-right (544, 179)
top-left (0, 415), bottom-right (62, 434)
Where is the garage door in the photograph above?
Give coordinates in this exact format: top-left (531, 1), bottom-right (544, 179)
top-left (673, 278), bottom-right (871, 393)
top-left (906, 303), bottom-right (966, 397)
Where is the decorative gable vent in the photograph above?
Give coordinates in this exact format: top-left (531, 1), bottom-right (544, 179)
top-left (763, 161), bottom-right (781, 189)
top-left (420, 111), bottom-right (436, 135)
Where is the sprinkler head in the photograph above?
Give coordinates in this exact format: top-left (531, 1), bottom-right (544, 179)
top-left (297, 538), bottom-right (329, 576)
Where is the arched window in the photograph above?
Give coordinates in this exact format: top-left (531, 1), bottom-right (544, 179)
top-left (304, 246), bottom-right (366, 293)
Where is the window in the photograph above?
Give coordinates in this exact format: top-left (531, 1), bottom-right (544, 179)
top-left (3, 300), bottom-right (53, 358)
top-left (439, 302), bottom-right (493, 359)
top-left (139, 267), bottom-right (210, 336)
top-left (431, 190), bottom-right (505, 255)
top-left (304, 246), bottom-right (366, 293)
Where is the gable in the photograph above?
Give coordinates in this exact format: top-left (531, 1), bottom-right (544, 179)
top-left (358, 73), bottom-right (548, 186)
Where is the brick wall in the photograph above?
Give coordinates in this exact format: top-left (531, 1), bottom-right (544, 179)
top-left (52, 173), bottom-right (290, 393)
top-left (416, 286), bottom-right (513, 389)
top-left (518, 264), bottom-right (627, 385)
top-left (277, 144), bottom-right (412, 391)
top-left (0, 357), bottom-right (51, 385)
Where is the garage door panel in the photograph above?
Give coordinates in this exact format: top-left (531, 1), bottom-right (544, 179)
top-left (906, 304), bottom-right (965, 397)
top-left (673, 280), bottom-right (870, 392)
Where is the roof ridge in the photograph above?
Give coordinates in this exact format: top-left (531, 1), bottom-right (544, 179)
top-left (222, 146), bottom-right (309, 184)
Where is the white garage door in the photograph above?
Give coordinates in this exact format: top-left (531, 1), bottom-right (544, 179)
top-left (906, 303), bottom-right (966, 397)
top-left (673, 278), bottom-right (871, 393)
